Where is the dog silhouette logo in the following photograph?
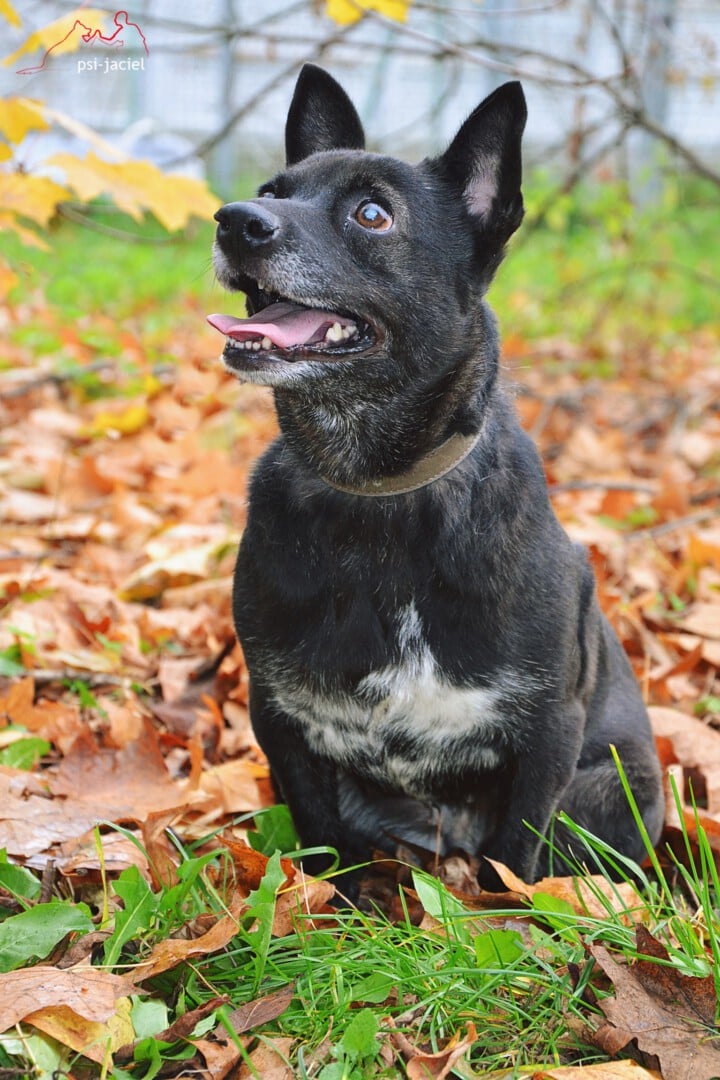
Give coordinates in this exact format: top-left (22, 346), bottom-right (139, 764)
top-left (17, 10), bottom-right (149, 75)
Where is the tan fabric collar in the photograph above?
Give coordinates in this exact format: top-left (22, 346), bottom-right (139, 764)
top-left (321, 430), bottom-right (481, 497)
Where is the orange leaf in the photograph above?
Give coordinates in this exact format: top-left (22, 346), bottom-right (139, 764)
top-left (134, 900), bottom-right (244, 982)
top-left (485, 859), bottom-right (642, 919)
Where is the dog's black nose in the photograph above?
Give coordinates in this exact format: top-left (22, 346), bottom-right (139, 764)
top-left (214, 202), bottom-right (280, 249)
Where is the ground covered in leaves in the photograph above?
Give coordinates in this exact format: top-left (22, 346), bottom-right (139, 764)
top-left (0, 216), bottom-right (719, 1078)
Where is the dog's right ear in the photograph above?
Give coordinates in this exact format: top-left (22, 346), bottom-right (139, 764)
top-left (286, 64), bottom-right (365, 166)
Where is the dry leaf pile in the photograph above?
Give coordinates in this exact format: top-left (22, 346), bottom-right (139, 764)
top-left (0, 281), bottom-right (718, 1076)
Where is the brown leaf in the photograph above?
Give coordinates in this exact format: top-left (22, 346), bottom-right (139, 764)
top-left (197, 757), bottom-right (268, 814)
top-left (49, 722), bottom-right (200, 820)
top-left (650, 706), bottom-right (720, 814)
top-left (0, 965), bottom-right (135, 1031)
top-left (0, 772), bottom-right (112, 858)
top-left (140, 809), bottom-right (181, 889)
top-left (495, 1064), bottom-right (660, 1079)
top-left (674, 603), bottom-right (720, 641)
top-left (134, 896), bottom-right (245, 982)
top-left (217, 983), bottom-right (295, 1037)
top-left (388, 1020), bottom-right (477, 1079)
top-left (191, 1035), bottom-right (246, 1080)
top-left (588, 925), bottom-right (720, 1080)
top-left (217, 835), bottom-right (296, 893)
top-left (232, 1035), bottom-right (294, 1079)
top-left (272, 874), bottom-right (336, 936)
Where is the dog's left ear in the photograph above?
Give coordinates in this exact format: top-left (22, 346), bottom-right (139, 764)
top-left (286, 64), bottom-right (366, 166)
top-left (437, 81), bottom-right (527, 242)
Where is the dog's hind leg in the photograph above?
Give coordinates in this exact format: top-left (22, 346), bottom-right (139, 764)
top-left (535, 737), bottom-right (665, 878)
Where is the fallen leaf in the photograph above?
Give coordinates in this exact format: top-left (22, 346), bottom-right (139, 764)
top-left (649, 706), bottom-right (720, 813)
top-left (482, 1064), bottom-right (660, 1079)
top-left (674, 603), bottom-right (720, 641)
top-left (218, 835), bottom-right (296, 893)
top-left (133, 896), bottom-right (244, 982)
top-left (588, 925), bottom-right (720, 1080)
top-left (0, 772), bottom-right (112, 857)
top-left (272, 874), bottom-right (336, 936)
top-left (388, 1019), bottom-right (477, 1079)
top-left (486, 860), bottom-right (642, 919)
top-left (0, 965), bottom-right (135, 1032)
top-left (215, 983), bottom-right (294, 1037)
top-left (197, 758), bottom-right (268, 813)
top-left (233, 1036), bottom-right (294, 1079)
top-left (49, 722), bottom-right (193, 817)
top-left (27, 997), bottom-right (134, 1065)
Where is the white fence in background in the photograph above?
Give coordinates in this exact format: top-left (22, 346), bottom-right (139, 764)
top-left (3, 0), bottom-right (719, 195)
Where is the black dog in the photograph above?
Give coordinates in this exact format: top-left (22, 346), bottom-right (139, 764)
top-left (208, 64), bottom-right (663, 892)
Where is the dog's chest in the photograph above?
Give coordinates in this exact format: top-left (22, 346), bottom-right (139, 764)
top-left (271, 602), bottom-right (511, 796)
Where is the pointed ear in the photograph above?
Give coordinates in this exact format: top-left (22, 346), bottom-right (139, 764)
top-left (437, 82), bottom-right (527, 241)
top-left (285, 64), bottom-right (365, 166)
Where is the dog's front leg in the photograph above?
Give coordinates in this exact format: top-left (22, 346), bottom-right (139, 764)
top-left (248, 681), bottom-right (370, 894)
top-left (478, 713), bottom-right (584, 886)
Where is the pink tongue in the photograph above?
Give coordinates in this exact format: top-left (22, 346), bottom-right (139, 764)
top-left (207, 302), bottom-right (345, 349)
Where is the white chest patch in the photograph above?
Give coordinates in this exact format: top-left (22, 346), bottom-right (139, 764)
top-left (271, 602), bottom-right (523, 795)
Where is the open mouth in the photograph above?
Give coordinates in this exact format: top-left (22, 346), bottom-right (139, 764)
top-left (207, 293), bottom-right (375, 370)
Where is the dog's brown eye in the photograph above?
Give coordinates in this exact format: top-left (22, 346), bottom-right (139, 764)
top-left (355, 201), bottom-right (393, 231)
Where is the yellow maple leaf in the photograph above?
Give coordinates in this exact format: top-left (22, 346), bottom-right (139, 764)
top-left (48, 151), bottom-right (219, 231)
top-left (0, 0), bottom-right (21, 29)
top-left (0, 96), bottom-right (48, 143)
top-left (3, 8), bottom-right (109, 70)
top-left (326, 0), bottom-right (409, 25)
top-left (0, 210), bottom-right (50, 248)
top-left (0, 172), bottom-right (71, 226)
top-left (149, 172), bottom-right (220, 231)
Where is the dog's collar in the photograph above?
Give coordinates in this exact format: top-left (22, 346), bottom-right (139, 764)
top-left (321, 429), bottom-right (481, 497)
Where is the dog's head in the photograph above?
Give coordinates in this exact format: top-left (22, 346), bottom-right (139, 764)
top-left (208, 64), bottom-right (526, 389)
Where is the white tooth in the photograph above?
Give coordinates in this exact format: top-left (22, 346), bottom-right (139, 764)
top-left (252, 340), bottom-right (261, 350)
top-left (261, 336), bottom-right (272, 349)
top-left (326, 322), bottom-right (343, 343)
top-left (257, 280), bottom-right (266, 291)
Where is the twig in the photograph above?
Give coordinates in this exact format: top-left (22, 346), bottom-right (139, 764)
top-left (170, 24), bottom-right (358, 166)
top-left (549, 480), bottom-right (657, 495)
top-left (39, 860), bottom-right (56, 904)
top-left (625, 508), bottom-right (718, 542)
top-left (28, 670), bottom-right (136, 689)
top-left (522, 119), bottom-right (631, 236)
top-left (58, 204), bottom-right (180, 243)
top-left (0, 361), bottom-right (114, 400)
